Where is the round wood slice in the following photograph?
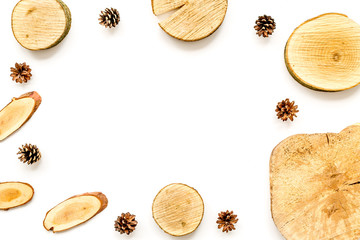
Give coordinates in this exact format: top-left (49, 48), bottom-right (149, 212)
top-left (270, 124), bottom-right (360, 239)
top-left (152, 0), bottom-right (227, 41)
top-left (152, 183), bottom-right (204, 236)
top-left (285, 13), bottom-right (360, 91)
top-left (12, 0), bottom-right (71, 50)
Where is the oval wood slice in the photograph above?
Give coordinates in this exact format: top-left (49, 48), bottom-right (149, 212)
top-left (43, 192), bottom-right (108, 232)
top-left (152, 0), bottom-right (227, 41)
top-left (12, 0), bottom-right (71, 50)
top-left (0, 92), bottom-right (42, 141)
top-left (270, 124), bottom-right (360, 239)
top-left (0, 182), bottom-right (34, 210)
top-left (285, 13), bottom-right (360, 91)
top-left (152, 183), bottom-right (204, 236)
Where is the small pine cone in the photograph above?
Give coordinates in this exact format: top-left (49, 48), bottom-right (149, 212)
top-left (114, 212), bottom-right (138, 235)
top-left (99, 8), bottom-right (120, 28)
top-left (17, 144), bottom-right (41, 165)
top-left (10, 62), bottom-right (32, 83)
top-left (254, 15), bottom-right (276, 38)
top-left (276, 98), bottom-right (299, 121)
top-left (216, 210), bottom-right (238, 233)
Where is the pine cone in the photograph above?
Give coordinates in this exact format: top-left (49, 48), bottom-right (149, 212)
top-left (276, 98), bottom-right (299, 121)
top-left (254, 15), bottom-right (276, 37)
top-left (216, 210), bottom-right (238, 233)
top-left (114, 212), bottom-right (138, 235)
top-left (17, 144), bottom-right (41, 165)
top-left (10, 62), bottom-right (32, 83)
top-left (99, 8), bottom-right (120, 28)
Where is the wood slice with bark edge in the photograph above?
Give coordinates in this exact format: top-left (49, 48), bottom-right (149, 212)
top-left (152, 0), bottom-right (227, 41)
top-left (43, 192), bottom-right (108, 233)
top-left (0, 91), bottom-right (42, 141)
top-left (11, 0), bottom-right (71, 51)
top-left (152, 183), bottom-right (204, 236)
top-left (270, 124), bottom-right (360, 240)
top-left (285, 13), bottom-right (360, 92)
top-left (0, 182), bottom-right (34, 210)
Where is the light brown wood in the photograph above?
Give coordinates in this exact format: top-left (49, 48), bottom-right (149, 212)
top-left (270, 124), bottom-right (360, 240)
top-left (0, 91), bottom-right (42, 141)
top-left (285, 13), bottom-right (360, 92)
top-left (12, 0), bottom-right (71, 50)
top-left (43, 192), bottom-right (108, 233)
top-left (152, 183), bottom-right (204, 236)
top-left (0, 182), bottom-right (34, 210)
top-left (152, 0), bottom-right (227, 41)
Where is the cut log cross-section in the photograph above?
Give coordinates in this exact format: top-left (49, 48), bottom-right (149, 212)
top-left (12, 0), bottom-right (72, 50)
top-left (152, 183), bottom-right (204, 236)
top-left (285, 13), bottom-right (360, 91)
top-left (152, 0), bottom-right (228, 41)
top-left (43, 192), bottom-right (108, 232)
top-left (270, 124), bottom-right (360, 239)
top-left (0, 92), bottom-right (42, 141)
top-left (0, 182), bottom-right (34, 210)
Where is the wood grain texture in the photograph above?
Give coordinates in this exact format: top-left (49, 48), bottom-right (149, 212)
top-left (152, 183), bottom-right (204, 236)
top-left (270, 124), bottom-right (360, 240)
top-left (0, 182), bottom-right (34, 210)
top-left (11, 0), bottom-right (71, 50)
top-left (285, 13), bottom-right (360, 92)
top-left (0, 91), bottom-right (42, 141)
top-left (43, 192), bottom-right (108, 232)
top-left (152, 0), bottom-right (227, 41)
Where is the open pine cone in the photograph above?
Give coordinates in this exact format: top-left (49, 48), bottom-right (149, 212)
top-left (114, 212), bottom-right (138, 235)
top-left (254, 15), bottom-right (276, 37)
top-left (17, 144), bottom-right (41, 165)
top-left (216, 210), bottom-right (238, 233)
top-left (99, 8), bottom-right (120, 28)
top-left (276, 98), bottom-right (299, 121)
top-left (10, 62), bottom-right (32, 83)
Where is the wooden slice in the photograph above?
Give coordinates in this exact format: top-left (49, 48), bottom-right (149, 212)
top-left (43, 192), bottom-right (108, 232)
top-left (270, 124), bottom-right (360, 239)
top-left (12, 0), bottom-right (71, 50)
top-left (152, 0), bottom-right (227, 41)
top-left (152, 183), bottom-right (204, 236)
top-left (0, 92), bottom-right (42, 141)
top-left (0, 182), bottom-right (34, 210)
top-left (285, 13), bottom-right (360, 91)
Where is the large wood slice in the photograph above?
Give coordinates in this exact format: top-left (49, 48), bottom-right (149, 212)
top-left (152, 183), bottom-right (204, 236)
top-left (270, 124), bottom-right (360, 239)
top-left (0, 182), bottom-right (34, 210)
top-left (12, 0), bottom-right (71, 50)
top-left (0, 92), bottom-right (42, 141)
top-left (43, 192), bottom-right (108, 232)
top-left (152, 0), bottom-right (227, 41)
top-left (285, 13), bottom-right (360, 91)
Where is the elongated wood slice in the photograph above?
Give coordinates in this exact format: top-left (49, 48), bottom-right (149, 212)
top-left (152, 0), bottom-right (227, 41)
top-left (0, 182), bottom-right (34, 210)
top-left (270, 124), bottom-right (360, 240)
top-left (285, 13), bottom-right (360, 92)
top-left (12, 0), bottom-right (71, 50)
top-left (43, 192), bottom-right (108, 232)
top-left (152, 183), bottom-right (204, 236)
top-left (0, 92), bottom-right (41, 141)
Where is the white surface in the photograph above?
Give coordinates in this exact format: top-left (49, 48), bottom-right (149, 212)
top-left (1, 0), bottom-right (360, 239)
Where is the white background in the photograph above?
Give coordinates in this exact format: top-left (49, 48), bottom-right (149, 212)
top-left (1, 0), bottom-right (360, 239)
